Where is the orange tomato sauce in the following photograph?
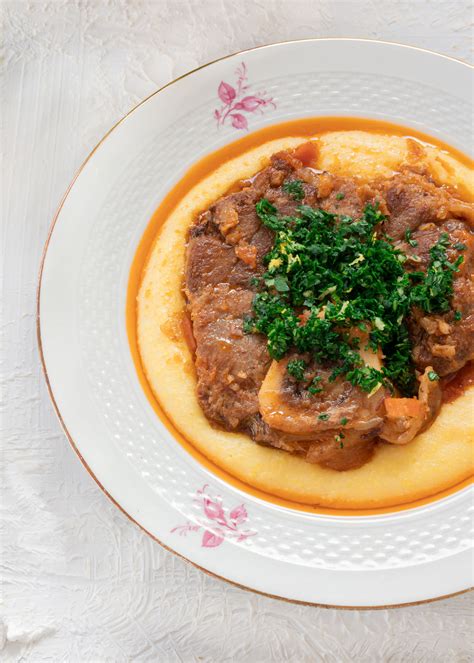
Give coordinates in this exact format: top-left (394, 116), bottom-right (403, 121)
top-left (127, 117), bottom-right (473, 515)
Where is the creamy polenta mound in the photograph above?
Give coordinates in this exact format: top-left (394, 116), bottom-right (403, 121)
top-left (137, 131), bottom-right (474, 508)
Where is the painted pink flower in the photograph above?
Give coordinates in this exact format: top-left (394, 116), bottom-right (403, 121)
top-left (213, 62), bottom-right (275, 131)
top-left (202, 529), bottom-right (225, 548)
top-left (230, 113), bottom-right (248, 130)
top-left (171, 485), bottom-right (257, 548)
top-left (202, 496), bottom-right (226, 525)
top-left (234, 96), bottom-right (264, 112)
top-left (229, 504), bottom-right (247, 526)
top-left (218, 81), bottom-right (236, 105)
top-left (170, 523), bottom-right (200, 536)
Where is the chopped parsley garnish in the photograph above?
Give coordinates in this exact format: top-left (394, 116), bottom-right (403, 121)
top-left (255, 199), bottom-right (281, 231)
top-left (428, 370), bottom-right (439, 381)
top-left (405, 229), bottom-right (418, 247)
top-left (242, 315), bottom-right (255, 334)
top-left (308, 376), bottom-right (323, 394)
top-left (454, 310), bottom-right (462, 321)
top-left (282, 179), bottom-right (305, 201)
top-left (336, 192), bottom-right (345, 201)
top-left (340, 417), bottom-right (348, 426)
top-left (287, 359), bottom-right (306, 381)
top-left (273, 274), bottom-right (290, 292)
top-left (410, 232), bottom-right (463, 314)
top-left (249, 276), bottom-right (261, 287)
top-left (318, 413), bottom-right (329, 421)
top-left (454, 242), bottom-right (467, 251)
top-left (245, 199), bottom-right (464, 396)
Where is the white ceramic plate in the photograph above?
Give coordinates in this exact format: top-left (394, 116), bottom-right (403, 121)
top-left (38, 39), bottom-right (473, 608)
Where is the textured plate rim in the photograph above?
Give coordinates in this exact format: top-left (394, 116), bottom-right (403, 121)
top-left (37, 38), bottom-right (473, 609)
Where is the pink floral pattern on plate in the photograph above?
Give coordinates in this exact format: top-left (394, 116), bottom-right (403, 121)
top-left (214, 62), bottom-right (275, 131)
top-left (171, 484), bottom-right (257, 548)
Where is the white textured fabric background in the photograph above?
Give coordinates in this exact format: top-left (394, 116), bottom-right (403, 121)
top-left (2, 1), bottom-right (473, 661)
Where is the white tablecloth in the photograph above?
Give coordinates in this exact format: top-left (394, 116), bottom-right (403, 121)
top-left (2, 1), bottom-right (473, 660)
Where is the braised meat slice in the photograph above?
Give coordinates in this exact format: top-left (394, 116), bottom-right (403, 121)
top-left (189, 284), bottom-right (270, 430)
top-left (379, 171), bottom-right (450, 239)
top-left (378, 170), bottom-right (473, 240)
top-left (256, 355), bottom-right (389, 470)
top-left (258, 356), bottom-right (388, 435)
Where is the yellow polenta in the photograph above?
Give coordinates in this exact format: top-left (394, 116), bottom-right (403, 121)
top-left (137, 132), bottom-right (474, 509)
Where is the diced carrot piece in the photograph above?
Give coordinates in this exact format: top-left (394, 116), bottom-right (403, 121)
top-left (293, 141), bottom-right (318, 167)
top-left (235, 243), bottom-right (257, 268)
top-left (298, 310), bottom-right (311, 325)
top-left (384, 397), bottom-right (424, 418)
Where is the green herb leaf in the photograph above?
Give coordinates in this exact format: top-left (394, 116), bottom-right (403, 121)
top-left (256, 198), bottom-right (277, 217)
top-left (405, 229), bottom-right (418, 247)
top-left (410, 233), bottom-right (463, 314)
top-left (255, 198), bottom-right (284, 231)
top-left (282, 179), bottom-right (305, 201)
top-left (274, 275), bottom-right (290, 292)
top-left (287, 359), bottom-right (306, 381)
top-left (308, 376), bottom-right (323, 394)
top-left (428, 370), bottom-right (439, 381)
top-left (242, 316), bottom-right (255, 334)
